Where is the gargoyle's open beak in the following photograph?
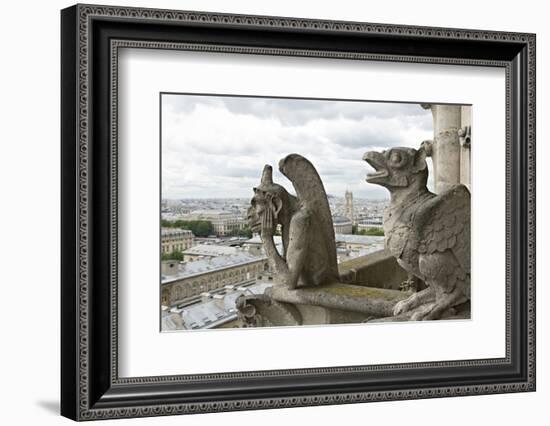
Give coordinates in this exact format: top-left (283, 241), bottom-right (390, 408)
top-left (363, 151), bottom-right (389, 183)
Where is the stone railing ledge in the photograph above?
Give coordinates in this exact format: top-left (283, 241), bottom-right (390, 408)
top-left (266, 282), bottom-right (407, 318)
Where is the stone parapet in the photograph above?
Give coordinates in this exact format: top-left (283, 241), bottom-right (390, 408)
top-left (338, 249), bottom-right (409, 290)
top-left (267, 283), bottom-right (407, 318)
top-left (236, 280), bottom-right (409, 327)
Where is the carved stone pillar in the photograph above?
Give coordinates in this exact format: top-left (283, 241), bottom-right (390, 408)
top-left (422, 104), bottom-right (462, 193)
top-left (459, 106), bottom-right (472, 191)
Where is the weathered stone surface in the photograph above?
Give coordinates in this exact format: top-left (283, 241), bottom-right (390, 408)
top-left (266, 282), bottom-right (407, 318)
top-left (236, 294), bottom-right (302, 327)
top-left (421, 104), bottom-right (462, 193)
top-left (363, 145), bottom-right (471, 321)
top-left (236, 282), bottom-right (408, 326)
top-left (247, 154), bottom-right (339, 289)
top-left (338, 248), bottom-right (409, 290)
top-left (161, 311), bottom-right (184, 330)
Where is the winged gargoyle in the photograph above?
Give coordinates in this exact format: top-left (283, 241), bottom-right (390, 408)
top-left (362, 145), bottom-right (470, 320)
top-left (247, 154), bottom-right (339, 289)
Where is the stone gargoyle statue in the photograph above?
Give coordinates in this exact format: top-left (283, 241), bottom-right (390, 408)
top-left (247, 154), bottom-right (339, 289)
top-left (362, 145), bottom-right (470, 321)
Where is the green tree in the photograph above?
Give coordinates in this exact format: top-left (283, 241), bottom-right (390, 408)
top-left (245, 227), bottom-right (254, 238)
top-left (355, 227), bottom-right (384, 236)
top-left (161, 219), bottom-right (214, 237)
top-left (161, 249), bottom-right (183, 261)
top-left (192, 220), bottom-right (214, 237)
top-left (228, 225), bottom-right (253, 239)
top-left (173, 220), bottom-right (186, 228)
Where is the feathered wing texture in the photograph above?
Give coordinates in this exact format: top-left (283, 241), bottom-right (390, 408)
top-left (415, 184), bottom-right (471, 273)
top-left (278, 153), bottom-right (339, 276)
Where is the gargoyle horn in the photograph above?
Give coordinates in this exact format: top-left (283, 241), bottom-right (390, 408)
top-left (261, 164), bottom-right (274, 185)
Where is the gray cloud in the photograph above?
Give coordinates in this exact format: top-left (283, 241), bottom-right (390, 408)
top-left (161, 94), bottom-right (439, 199)
top-left (166, 94), bottom-right (432, 127)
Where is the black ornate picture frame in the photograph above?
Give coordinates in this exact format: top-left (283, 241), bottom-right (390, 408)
top-left (61, 4), bottom-right (536, 421)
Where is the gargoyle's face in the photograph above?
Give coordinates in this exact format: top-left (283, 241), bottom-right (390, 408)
top-left (247, 189), bottom-right (267, 233)
top-left (363, 147), bottom-right (427, 188)
top-left (248, 188), bottom-right (283, 233)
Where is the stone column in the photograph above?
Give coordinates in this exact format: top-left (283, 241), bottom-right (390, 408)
top-left (422, 104), bottom-right (462, 193)
top-left (459, 106), bottom-right (472, 191)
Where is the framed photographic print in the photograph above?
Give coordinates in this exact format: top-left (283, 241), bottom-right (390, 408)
top-left (61, 4), bottom-right (536, 421)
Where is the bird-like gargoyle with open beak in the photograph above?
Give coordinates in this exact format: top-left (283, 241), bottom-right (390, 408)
top-left (363, 145), bottom-right (470, 321)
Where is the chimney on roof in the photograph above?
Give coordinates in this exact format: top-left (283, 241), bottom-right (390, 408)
top-left (212, 294), bottom-right (225, 309)
top-left (161, 260), bottom-right (179, 275)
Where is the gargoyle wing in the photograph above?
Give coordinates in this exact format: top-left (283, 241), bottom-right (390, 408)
top-left (415, 184), bottom-right (470, 273)
top-left (278, 153), bottom-right (339, 276)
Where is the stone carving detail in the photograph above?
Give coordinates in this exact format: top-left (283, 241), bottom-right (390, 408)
top-left (363, 145), bottom-right (471, 320)
top-left (458, 125), bottom-right (472, 147)
top-left (236, 294), bottom-right (302, 327)
top-left (247, 154), bottom-right (339, 289)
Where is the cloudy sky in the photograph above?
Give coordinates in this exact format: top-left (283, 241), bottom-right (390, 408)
top-left (161, 94), bottom-right (434, 200)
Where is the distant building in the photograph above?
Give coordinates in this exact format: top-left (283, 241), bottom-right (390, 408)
top-left (193, 236), bottom-right (249, 247)
top-left (161, 252), bottom-right (270, 307)
top-left (162, 282), bottom-right (272, 330)
top-left (332, 215), bottom-right (353, 235)
top-left (357, 216), bottom-right (384, 231)
top-left (182, 244), bottom-right (239, 262)
top-left (243, 234), bottom-right (284, 256)
top-left (183, 209), bottom-right (248, 236)
top-left (334, 233), bottom-right (385, 263)
top-left (345, 190), bottom-right (354, 224)
top-left (193, 236), bottom-right (225, 245)
top-left (161, 228), bottom-right (194, 254)
top-left (335, 234), bottom-right (384, 251)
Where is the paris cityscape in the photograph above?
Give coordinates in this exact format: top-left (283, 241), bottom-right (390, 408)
top-left (161, 193), bottom-right (388, 331)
